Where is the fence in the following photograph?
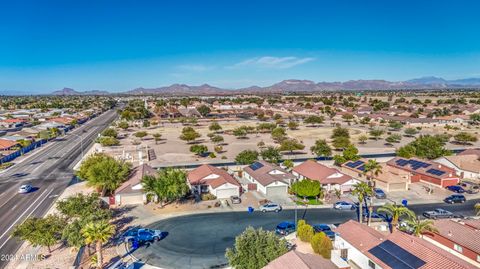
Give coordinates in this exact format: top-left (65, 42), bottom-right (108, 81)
top-left (0, 139), bottom-right (47, 164)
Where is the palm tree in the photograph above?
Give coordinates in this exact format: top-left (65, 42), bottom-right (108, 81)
top-left (475, 203), bottom-right (480, 215)
top-left (404, 217), bottom-right (438, 237)
top-left (81, 220), bottom-right (115, 269)
top-left (378, 203), bottom-right (415, 232)
top-left (363, 160), bottom-right (383, 226)
top-left (352, 182), bottom-right (373, 224)
top-left (141, 175), bottom-right (159, 203)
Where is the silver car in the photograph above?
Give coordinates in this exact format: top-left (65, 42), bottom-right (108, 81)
top-left (333, 201), bottom-right (356, 210)
top-left (259, 203), bottom-right (282, 212)
top-left (18, 184), bottom-right (32, 194)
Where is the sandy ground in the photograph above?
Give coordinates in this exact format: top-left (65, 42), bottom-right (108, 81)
top-left (100, 119), bottom-right (480, 166)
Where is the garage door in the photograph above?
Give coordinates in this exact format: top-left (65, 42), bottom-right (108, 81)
top-left (119, 194), bottom-right (144, 205)
top-left (216, 188), bottom-right (239, 199)
top-left (266, 185), bottom-right (287, 197)
top-left (389, 183), bottom-right (407, 191)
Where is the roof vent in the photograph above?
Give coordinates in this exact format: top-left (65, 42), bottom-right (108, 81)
top-left (438, 164), bottom-right (442, 169)
top-left (448, 230), bottom-right (453, 237)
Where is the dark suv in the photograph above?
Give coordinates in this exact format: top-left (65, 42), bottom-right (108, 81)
top-left (275, 221), bottom-right (295, 236)
top-left (444, 194), bottom-right (466, 204)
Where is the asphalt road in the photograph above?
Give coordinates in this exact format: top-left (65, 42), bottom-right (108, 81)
top-left (0, 108), bottom-right (118, 269)
top-left (134, 199), bottom-right (479, 269)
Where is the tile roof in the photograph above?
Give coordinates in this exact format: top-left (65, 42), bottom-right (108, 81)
top-left (115, 164), bottom-right (157, 194)
top-left (263, 251), bottom-right (338, 269)
top-left (243, 160), bottom-right (295, 187)
top-left (430, 219), bottom-right (480, 254)
top-left (444, 154), bottom-right (480, 173)
top-left (187, 164), bottom-right (240, 189)
top-left (458, 149), bottom-right (480, 158)
top-left (336, 220), bottom-right (477, 269)
top-left (293, 160), bottom-right (352, 185)
top-left (0, 139), bottom-right (19, 150)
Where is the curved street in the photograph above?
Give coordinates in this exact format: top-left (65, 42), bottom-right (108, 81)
top-left (132, 199), bottom-right (479, 269)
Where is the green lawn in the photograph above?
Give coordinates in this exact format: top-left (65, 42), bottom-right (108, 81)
top-left (295, 196), bottom-right (322, 205)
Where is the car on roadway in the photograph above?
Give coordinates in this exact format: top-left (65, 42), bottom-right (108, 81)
top-left (333, 201), bottom-right (356, 210)
top-left (123, 228), bottom-right (163, 243)
top-left (446, 185), bottom-right (465, 193)
top-left (230, 195), bottom-right (241, 204)
top-left (422, 208), bottom-right (455, 219)
top-left (275, 221), bottom-right (295, 236)
top-left (373, 188), bottom-right (387, 199)
top-left (18, 184), bottom-right (32, 194)
top-left (259, 203), bottom-right (282, 212)
top-left (444, 194), bottom-right (466, 204)
top-left (313, 224), bottom-right (335, 240)
top-left (362, 212), bottom-right (386, 222)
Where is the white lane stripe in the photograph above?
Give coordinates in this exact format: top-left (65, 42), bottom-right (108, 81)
top-left (0, 188), bottom-right (54, 250)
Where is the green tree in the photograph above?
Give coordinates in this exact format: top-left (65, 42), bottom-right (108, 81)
top-left (389, 121), bottom-right (403, 131)
top-left (352, 182), bottom-right (373, 224)
top-left (81, 220), bottom-right (115, 269)
top-left (17, 139), bottom-right (32, 148)
top-left (369, 128), bottom-right (385, 140)
top-left (333, 154), bottom-right (347, 166)
top-left (304, 115), bottom-right (324, 126)
top-left (396, 144), bottom-right (417, 158)
top-left (77, 153), bottom-right (131, 196)
top-left (310, 139), bottom-right (332, 157)
top-left (343, 144), bottom-right (360, 161)
top-left (385, 134), bottom-right (402, 144)
top-left (403, 217), bottom-right (438, 237)
top-left (332, 136), bottom-right (350, 149)
top-left (341, 113), bottom-right (354, 123)
top-left (297, 223), bottom-right (314, 242)
top-left (117, 121), bottom-right (129, 130)
top-left (358, 134), bottom-right (368, 144)
top-left (279, 138), bottom-right (305, 154)
top-left (404, 128), bottom-right (418, 137)
top-left (331, 126), bottom-right (350, 139)
top-left (211, 134), bottom-right (224, 144)
top-left (398, 135), bottom-right (451, 159)
top-left (271, 127), bottom-right (287, 143)
top-left (197, 105), bottom-right (211, 117)
top-left (141, 168), bottom-right (189, 206)
top-left (310, 232), bottom-right (332, 259)
top-left (142, 119), bottom-right (150, 128)
top-left (134, 131), bottom-right (148, 139)
top-left (378, 203), bottom-right (415, 232)
top-left (190, 144), bottom-right (208, 156)
top-left (226, 227), bottom-right (288, 269)
top-left (12, 214), bottom-right (65, 253)
top-left (49, 127), bottom-right (60, 138)
top-left (453, 132), bottom-right (478, 145)
top-left (287, 121), bottom-right (299, 130)
top-left (260, 146), bottom-right (282, 164)
top-left (152, 133), bottom-right (162, 144)
top-left (179, 127), bottom-right (201, 143)
top-left (256, 123), bottom-right (277, 133)
top-left (209, 122), bottom-right (222, 133)
top-left (98, 136), bottom-right (120, 146)
top-left (235, 150), bottom-right (259, 165)
top-left (363, 159), bottom-right (382, 226)
top-left (470, 113), bottom-right (480, 124)
top-left (283, 159), bottom-right (294, 170)
top-left (291, 179), bottom-right (321, 199)
top-left (233, 127), bottom-right (248, 138)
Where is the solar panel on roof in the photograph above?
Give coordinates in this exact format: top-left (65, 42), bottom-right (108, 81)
top-left (249, 162), bottom-right (264, 171)
top-left (346, 160), bottom-right (364, 168)
top-left (369, 240), bottom-right (426, 269)
top-left (426, 168), bottom-right (445, 176)
top-left (357, 165), bottom-right (365, 171)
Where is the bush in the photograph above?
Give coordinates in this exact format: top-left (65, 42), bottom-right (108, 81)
top-left (297, 223), bottom-right (314, 242)
top-left (209, 152), bottom-right (216, 158)
top-left (98, 136), bottom-right (119, 146)
top-left (201, 193), bottom-right (217, 201)
top-left (311, 232), bottom-right (333, 259)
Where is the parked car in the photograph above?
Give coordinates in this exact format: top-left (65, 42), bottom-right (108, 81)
top-left (275, 221), bottom-right (295, 235)
top-left (362, 212), bottom-right (385, 222)
top-left (333, 201), bottom-right (356, 210)
top-left (422, 208), bottom-right (455, 219)
top-left (230, 195), bottom-right (241, 204)
top-left (18, 184), bottom-right (32, 194)
top-left (373, 188), bottom-right (387, 199)
top-left (444, 194), bottom-right (466, 204)
top-left (446, 185), bottom-right (465, 193)
top-left (313, 224), bottom-right (335, 240)
top-left (123, 228), bottom-right (163, 243)
top-left (259, 203), bottom-right (282, 212)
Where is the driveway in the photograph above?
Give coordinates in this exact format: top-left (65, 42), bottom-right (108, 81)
top-left (131, 200), bottom-right (479, 269)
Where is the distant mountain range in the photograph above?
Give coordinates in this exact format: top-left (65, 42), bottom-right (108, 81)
top-left (50, 76), bottom-right (480, 96)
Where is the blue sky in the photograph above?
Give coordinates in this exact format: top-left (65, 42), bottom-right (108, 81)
top-left (1, 0), bottom-right (480, 93)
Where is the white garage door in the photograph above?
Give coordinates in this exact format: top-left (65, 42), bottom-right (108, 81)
top-left (266, 185), bottom-right (287, 197)
top-left (216, 188), bottom-right (239, 199)
top-left (119, 194), bottom-right (144, 205)
top-left (389, 183), bottom-right (407, 191)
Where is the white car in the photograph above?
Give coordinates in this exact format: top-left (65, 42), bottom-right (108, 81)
top-left (18, 184), bottom-right (32, 194)
top-left (259, 203), bottom-right (282, 212)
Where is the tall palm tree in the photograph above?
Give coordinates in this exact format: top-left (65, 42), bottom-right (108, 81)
top-left (141, 175), bottom-right (159, 203)
top-left (82, 220), bottom-right (115, 269)
top-left (363, 160), bottom-right (383, 226)
top-left (378, 203), bottom-right (415, 232)
top-left (404, 217), bottom-right (438, 237)
top-left (475, 203), bottom-right (480, 215)
top-left (352, 182), bottom-right (373, 224)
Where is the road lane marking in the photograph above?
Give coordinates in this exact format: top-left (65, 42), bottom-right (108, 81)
top-left (10, 205), bottom-right (17, 210)
top-left (0, 188), bottom-right (54, 251)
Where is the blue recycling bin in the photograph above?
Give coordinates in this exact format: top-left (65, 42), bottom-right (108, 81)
top-left (402, 199), bottom-right (408, 207)
top-left (132, 239), bottom-right (139, 250)
top-left (248, 206), bottom-right (254, 213)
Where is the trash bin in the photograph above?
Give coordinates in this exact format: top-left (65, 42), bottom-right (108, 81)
top-left (248, 206), bottom-right (254, 213)
top-left (402, 199), bottom-right (408, 207)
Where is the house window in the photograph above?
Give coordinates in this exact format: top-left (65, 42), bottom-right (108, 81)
top-left (340, 249), bottom-right (348, 260)
top-left (368, 260), bottom-right (376, 269)
top-left (454, 244), bottom-right (463, 253)
top-left (477, 255), bottom-right (480, 263)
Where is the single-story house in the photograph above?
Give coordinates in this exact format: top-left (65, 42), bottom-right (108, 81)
top-left (0, 138), bottom-right (19, 151)
top-left (292, 160), bottom-right (359, 193)
top-left (387, 157), bottom-right (459, 187)
top-left (187, 164), bottom-right (240, 199)
top-left (435, 154), bottom-right (480, 180)
top-left (263, 250), bottom-right (344, 269)
top-left (114, 163), bottom-right (157, 205)
top-left (342, 160), bottom-right (410, 192)
top-left (243, 161), bottom-right (295, 198)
